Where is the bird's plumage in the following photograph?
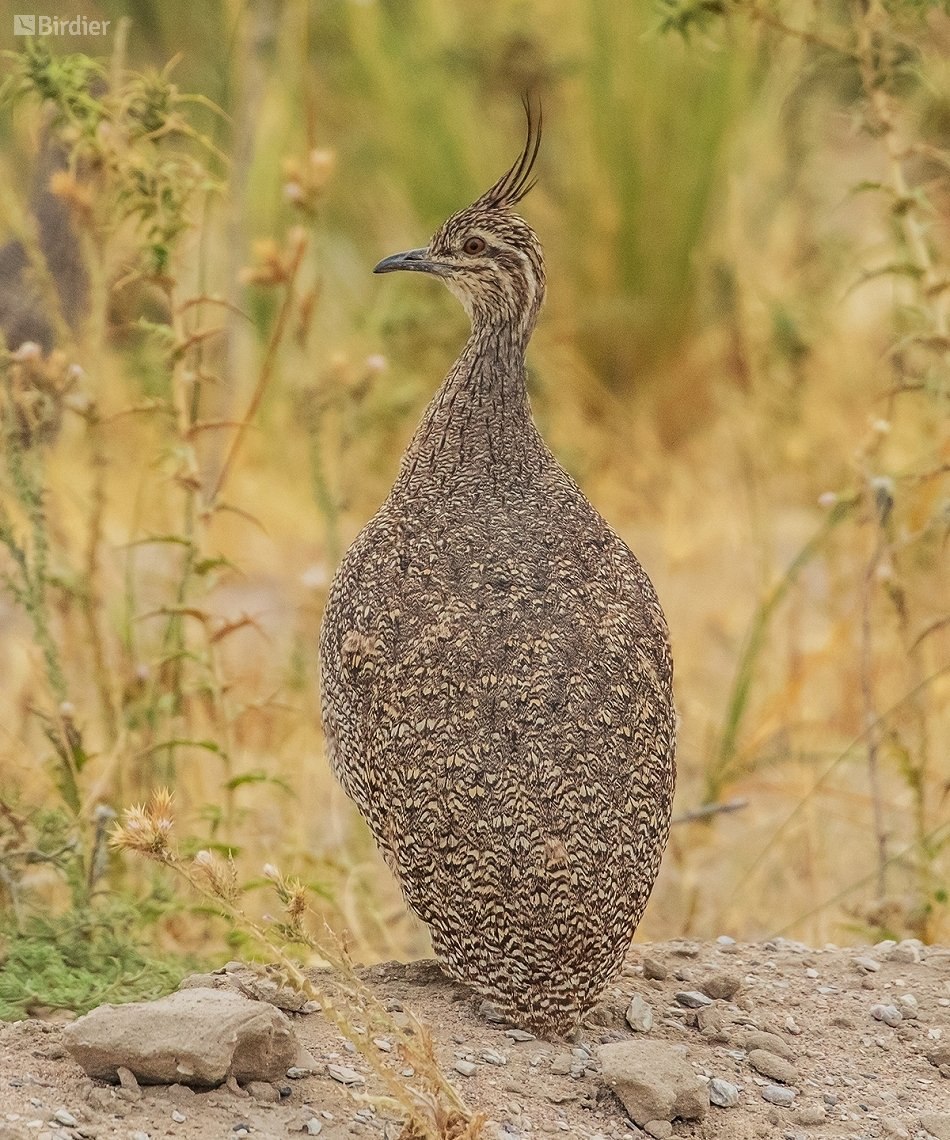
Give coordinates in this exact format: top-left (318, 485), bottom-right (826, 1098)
top-left (319, 106), bottom-right (675, 1036)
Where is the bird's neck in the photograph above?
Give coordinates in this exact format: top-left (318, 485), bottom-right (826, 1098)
top-left (393, 325), bottom-right (543, 496)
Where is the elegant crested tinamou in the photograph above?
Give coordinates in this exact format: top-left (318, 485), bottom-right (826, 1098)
top-left (320, 104), bottom-right (676, 1036)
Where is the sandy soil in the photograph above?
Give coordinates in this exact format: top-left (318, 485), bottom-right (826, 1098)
top-left (1, 938), bottom-right (948, 1140)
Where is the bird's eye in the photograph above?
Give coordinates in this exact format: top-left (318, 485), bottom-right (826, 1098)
top-left (463, 236), bottom-right (486, 256)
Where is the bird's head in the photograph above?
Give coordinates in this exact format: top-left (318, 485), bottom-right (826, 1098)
top-left (374, 101), bottom-right (546, 345)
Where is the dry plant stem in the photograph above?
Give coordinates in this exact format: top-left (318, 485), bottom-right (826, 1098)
top-left (853, 0), bottom-right (949, 340)
top-left (80, 408), bottom-right (119, 748)
top-left (859, 507), bottom-right (888, 898)
top-left (735, 0), bottom-right (854, 58)
top-left (210, 230), bottom-right (308, 505)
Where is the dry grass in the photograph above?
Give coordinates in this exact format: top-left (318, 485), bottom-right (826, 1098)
top-left (0, 0), bottom-right (948, 1003)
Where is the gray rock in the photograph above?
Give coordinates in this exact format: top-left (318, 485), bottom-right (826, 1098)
top-left (598, 1040), bottom-right (708, 1124)
top-left (504, 1029), bottom-right (535, 1042)
top-left (303, 1120), bottom-right (323, 1136)
top-left (674, 991), bottom-right (713, 1009)
top-left (645, 1121), bottom-right (673, 1139)
top-left (748, 1049), bottom-right (797, 1084)
top-left (327, 1064), bottom-right (364, 1085)
top-left (762, 1084), bottom-right (796, 1106)
top-left (871, 1003), bottom-right (902, 1027)
top-left (887, 940), bottom-right (923, 964)
top-left (898, 994), bottom-right (918, 1019)
top-left (52, 1110), bottom-right (77, 1127)
top-left (625, 996), bottom-right (654, 1033)
top-left (853, 955), bottom-right (880, 973)
top-left (700, 972), bottom-right (741, 1001)
top-left (920, 1113), bottom-right (950, 1140)
top-left (549, 1053), bottom-right (573, 1076)
top-left (709, 1077), bottom-right (739, 1107)
top-left (63, 989), bottom-right (298, 1088)
top-left (453, 1059), bottom-right (477, 1077)
top-left (480, 1049), bottom-right (508, 1065)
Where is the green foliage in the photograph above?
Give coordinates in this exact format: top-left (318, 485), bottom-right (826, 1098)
top-left (0, 906), bottom-right (194, 1020)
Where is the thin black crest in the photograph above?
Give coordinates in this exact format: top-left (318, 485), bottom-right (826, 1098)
top-left (474, 95), bottom-right (542, 211)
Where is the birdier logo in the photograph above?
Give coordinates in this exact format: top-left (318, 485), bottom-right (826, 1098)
top-left (13, 14), bottom-right (111, 35)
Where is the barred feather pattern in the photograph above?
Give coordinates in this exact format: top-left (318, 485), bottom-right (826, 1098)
top-left (319, 127), bottom-right (676, 1037)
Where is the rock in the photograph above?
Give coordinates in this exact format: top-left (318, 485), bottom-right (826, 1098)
top-left (748, 1049), bottom-right (797, 1084)
top-left (882, 1118), bottom-right (911, 1139)
top-left (926, 1044), bottom-right (950, 1071)
top-left (549, 1053), bottom-right (573, 1076)
top-left (625, 996), bottom-right (654, 1033)
top-left (709, 1077), bottom-right (739, 1107)
top-left (63, 989), bottom-right (298, 1088)
top-left (853, 955), bottom-right (880, 973)
top-left (700, 972), bottom-right (741, 1001)
top-left (303, 1120), bottom-right (323, 1136)
top-left (504, 1029), bottom-right (535, 1042)
top-left (453, 1059), bottom-right (477, 1077)
top-left (871, 1003), bottom-right (902, 1027)
top-left (480, 1049), bottom-right (507, 1065)
top-left (898, 994), bottom-right (918, 1019)
top-left (645, 1121), bottom-right (673, 1139)
top-left (674, 991), bottom-right (713, 1009)
top-left (887, 940), bottom-right (923, 964)
top-left (245, 1081), bottom-right (279, 1102)
top-left (695, 1005), bottom-right (726, 1040)
top-left (794, 1102), bottom-right (826, 1125)
top-left (51, 1110), bottom-right (77, 1128)
top-left (762, 1084), bottom-right (796, 1106)
top-left (326, 1064), bottom-right (364, 1085)
top-left (920, 1113), bottom-right (950, 1140)
top-left (744, 1031), bottom-right (796, 1062)
top-left (598, 1040), bottom-right (708, 1124)
top-left (642, 957), bottom-right (668, 981)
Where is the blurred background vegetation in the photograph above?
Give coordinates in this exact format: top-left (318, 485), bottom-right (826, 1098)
top-left (0, 0), bottom-right (948, 1016)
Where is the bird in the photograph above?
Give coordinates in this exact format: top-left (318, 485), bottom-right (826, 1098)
top-left (319, 102), bottom-right (676, 1037)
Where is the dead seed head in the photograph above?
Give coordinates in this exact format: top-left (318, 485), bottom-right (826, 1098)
top-left (110, 789), bottom-right (176, 858)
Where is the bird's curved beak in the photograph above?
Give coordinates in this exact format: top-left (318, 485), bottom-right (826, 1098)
top-left (373, 247), bottom-right (446, 276)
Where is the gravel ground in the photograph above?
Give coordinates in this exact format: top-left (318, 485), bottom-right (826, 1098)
top-left (1, 938), bottom-right (948, 1140)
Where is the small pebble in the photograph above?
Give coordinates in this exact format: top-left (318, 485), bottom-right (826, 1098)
top-left (675, 990), bottom-right (713, 1008)
top-left (644, 1122), bottom-right (673, 1139)
top-left (504, 1029), bottom-right (535, 1042)
top-left (303, 1121), bottom-right (323, 1136)
top-left (854, 955), bottom-right (881, 973)
top-left (701, 972), bottom-right (742, 1001)
top-left (480, 1050), bottom-right (508, 1065)
top-left (326, 1064), bottom-right (364, 1086)
top-left (52, 1110), bottom-right (77, 1128)
top-left (246, 1082), bottom-right (279, 1103)
top-left (642, 957), bottom-right (668, 980)
top-left (625, 995), bottom-right (654, 1033)
top-left (762, 1084), bottom-right (796, 1106)
top-left (549, 1053), bottom-right (573, 1076)
top-left (287, 1067), bottom-right (315, 1079)
top-left (871, 1004), bottom-right (902, 1027)
top-left (794, 1102), bottom-right (826, 1125)
top-left (898, 994), bottom-right (918, 1019)
top-left (171, 1110), bottom-right (186, 1123)
top-left (748, 1049), bottom-right (798, 1084)
top-left (372, 1037), bottom-right (392, 1052)
top-left (887, 940), bottom-right (922, 964)
top-left (453, 1060), bottom-right (477, 1077)
top-left (709, 1077), bottom-right (740, 1107)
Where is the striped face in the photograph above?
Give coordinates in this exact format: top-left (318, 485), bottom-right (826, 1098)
top-left (372, 99), bottom-right (546, 344)
top-left (426, 207), bottom-right (546, 342)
